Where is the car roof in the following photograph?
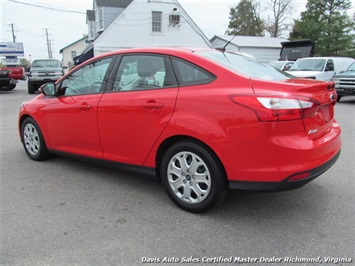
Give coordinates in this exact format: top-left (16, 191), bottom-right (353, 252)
top-left (111, 47), bottom-right (210, 54)
top-left (93, 47), bottom-right (214, 60)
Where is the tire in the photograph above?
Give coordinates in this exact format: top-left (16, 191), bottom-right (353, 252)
top-left (28, 81), bottom-right (36, 94)
top-left (160, 140), bottom-right (228, 213)
top-left (21, 117), bottom-right (50, 161)
top-left (1, 84), bottom-right (16, 91)
top-left (337, 95), bottom-right (342, 102)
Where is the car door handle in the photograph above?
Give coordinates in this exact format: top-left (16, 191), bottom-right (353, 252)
top-left (142, 102), bottom-right (163, 109)
top-left (79, 103), bottom-right (92, 110)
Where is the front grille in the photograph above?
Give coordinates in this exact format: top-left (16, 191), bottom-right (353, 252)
top-left (340, 79), bottom-right (355, 86)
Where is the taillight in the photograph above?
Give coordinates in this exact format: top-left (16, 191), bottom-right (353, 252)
top-left (230, 95), bottom-right (320, 122)
top-left (8, 71), bottom-right (14, 79)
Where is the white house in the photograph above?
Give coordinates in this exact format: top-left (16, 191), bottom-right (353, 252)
top-left (210, 35), bottom-right (288, 62)
top-left (75, 0), bottom-right (211, 64)
top-left (86, 0), bottom-right (133, 41)
top-left (59, 35), bottom-right (88, 71)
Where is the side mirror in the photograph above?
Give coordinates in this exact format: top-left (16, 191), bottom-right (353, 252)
top-left (41, 83), bottom-right (56, 96)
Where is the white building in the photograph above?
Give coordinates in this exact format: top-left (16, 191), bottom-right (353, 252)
top-left (75, 0), bottom-right (211, 64)
top-left (211, 35), bottom-right (288, 62)
top-left (59, 35), bottom-right (88, 71)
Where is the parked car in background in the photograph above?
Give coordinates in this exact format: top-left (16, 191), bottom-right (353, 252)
top-left (0, 65), bottom-right (25, 91)
top-left (286, 57), bottom-right (354, 81)
top-left (332, 62), bottom-right (355, 101)
top-left (19, 47), bottom-right (341, 213)
top-left (27, 59), bottom-right (65, 94)
top-left (268, 61), bottom-right (294, 71)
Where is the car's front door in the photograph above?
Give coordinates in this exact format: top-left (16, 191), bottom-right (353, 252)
top-left (98, 54), bottom-right (179, 165)
top-left (43, 57), bottom-right (114, 158)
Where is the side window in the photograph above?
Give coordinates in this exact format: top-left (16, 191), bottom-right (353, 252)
top-left (172, 58), bottom-right (215, 86)
top-left (283, 62), bottom-right (294, 71)
top-left (326, 60), bottom-right (334, 71)
top-left (62, 57), bottom-right (112, 96)
top-left (113, 55), bottom-right (177, 91)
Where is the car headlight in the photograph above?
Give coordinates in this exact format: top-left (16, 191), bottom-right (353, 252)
top-left (20, 101), bottom-right (27, 109)
top-left (332, 78), bottom-right (340, 84)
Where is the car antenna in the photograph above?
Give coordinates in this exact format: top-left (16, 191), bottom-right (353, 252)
top-left (216, 35), bottom-right (238, 52)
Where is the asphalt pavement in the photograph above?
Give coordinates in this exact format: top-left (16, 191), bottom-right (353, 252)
top-left (1, 82), bottom-right (354, 265)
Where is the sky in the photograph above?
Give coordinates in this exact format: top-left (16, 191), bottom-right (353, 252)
top-left (0, 0), bottom-right (353, 61)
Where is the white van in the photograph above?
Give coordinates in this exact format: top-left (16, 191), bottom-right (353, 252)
top-left (286, 57), bottom-right (354, 81)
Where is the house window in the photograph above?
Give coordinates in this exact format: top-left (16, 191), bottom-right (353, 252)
top-left (98, 8), bottom-right (104, 31)
top-left (71, 51), bottom-right (77, 59)
top-left (88, 21), bottom-right (96, 40)
top-left (152, 11), bottom-right (162, 32)
top-left (89, 21), bottom-right (95, 40)
top-left (96, 7), bottom-right (104, 32)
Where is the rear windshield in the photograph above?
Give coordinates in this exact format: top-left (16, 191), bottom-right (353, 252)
top-left (197, 50), bottom-right (291, 81)
top-left (32, 60), bottom-right (61, 68)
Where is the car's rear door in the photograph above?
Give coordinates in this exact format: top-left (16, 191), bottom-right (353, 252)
top-left (98, 54), bottom-right (179, 165)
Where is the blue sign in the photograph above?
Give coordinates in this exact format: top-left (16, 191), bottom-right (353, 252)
top-left (0, 42), bottom-right (24, 56)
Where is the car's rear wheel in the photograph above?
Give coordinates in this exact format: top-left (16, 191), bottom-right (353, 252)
top-left (21, 117), bottom-right (50, 161)
top-left (160, 140), bottom-right (228, 213)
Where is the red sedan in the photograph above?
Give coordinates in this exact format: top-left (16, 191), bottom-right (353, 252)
top-left (19, 47), bottom-right (341, 213)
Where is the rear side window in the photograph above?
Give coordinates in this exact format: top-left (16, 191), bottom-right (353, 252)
top-left (172, 58), bottom-right (215, 86)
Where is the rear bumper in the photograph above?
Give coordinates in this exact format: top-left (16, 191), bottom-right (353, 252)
top-left (0, 78), bottom-right (17, 85)
top-left (229, 150), bottom-right (340, 191)
top-left (0, 77), bottom-right (11, 85)
top-left (29, 77), bottom-right (61, 85)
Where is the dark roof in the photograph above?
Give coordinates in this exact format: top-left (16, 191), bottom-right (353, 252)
top-left (86, 10), bottom-right (95, 21)
top-left (95, 0), bottom-right (133, 8)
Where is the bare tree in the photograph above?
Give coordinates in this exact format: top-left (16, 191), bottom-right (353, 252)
top-left (264, 0), bottom-right (293, 37)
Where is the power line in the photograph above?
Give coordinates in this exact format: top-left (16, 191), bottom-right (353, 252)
top-left (8, 0), bottom-right (86, 14)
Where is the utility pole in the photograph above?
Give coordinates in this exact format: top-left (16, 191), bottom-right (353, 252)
top-left (45, 28), bottom-right (53, 59)
top-left (6, 23), bottom-right (18, 43)
top-left (11, 24), bottom-right (16, 43)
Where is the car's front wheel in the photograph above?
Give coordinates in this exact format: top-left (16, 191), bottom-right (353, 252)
top-left (160, 140), bottom-right (228, 213)
top-left (21, 117), bottom-right (50, 161)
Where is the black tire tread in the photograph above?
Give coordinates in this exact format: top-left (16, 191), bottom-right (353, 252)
top-left (160, 139), bottom-right (229, 213)
top-left (21, 117), bottom-right (50, 161)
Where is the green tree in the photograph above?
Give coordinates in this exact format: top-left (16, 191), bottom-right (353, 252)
top-left (20, 58), bottom-right (31, 71)
top-left (226, 0), bottom-right (264, 36)
top-left (290, 0), bottom-right (355, 56)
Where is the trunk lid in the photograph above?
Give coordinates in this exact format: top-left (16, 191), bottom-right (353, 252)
top-left (250, 78), bottom-right (337, 140)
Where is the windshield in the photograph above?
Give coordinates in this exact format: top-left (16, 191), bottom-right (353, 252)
top-left (32, 60), bottom-right (61, 68)
top-left (346, 62), bottom-right (355, 72)
top-left (269, 61), bottom-right (285, 69)
top-left (198, 51), bottom-right (291, 81)
top-left (288, 59), bottom-right (326, 71)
